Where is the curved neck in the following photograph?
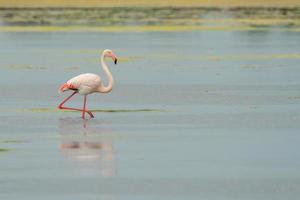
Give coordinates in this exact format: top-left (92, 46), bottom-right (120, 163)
top-left (98, 54), bottom-right (114, 93)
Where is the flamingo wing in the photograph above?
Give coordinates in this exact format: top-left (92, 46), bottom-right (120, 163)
top-left (59, 73), bottom-right (101, 94)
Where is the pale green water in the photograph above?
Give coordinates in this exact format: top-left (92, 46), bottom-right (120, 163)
top-left (0, 30), bottom-right (300, 199)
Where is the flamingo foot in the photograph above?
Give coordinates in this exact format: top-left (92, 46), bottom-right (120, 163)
top-left (82, 110), bottom-right (94, 119)
top-left (59, 106), bottom-right (94, 119)
top-left (87, 111), bottom-right (94, 118)
top-left (58, 91), bottom-right (94, 119)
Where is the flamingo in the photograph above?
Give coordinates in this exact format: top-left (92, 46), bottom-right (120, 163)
top-left (58, 49), bottom-right (117, 119)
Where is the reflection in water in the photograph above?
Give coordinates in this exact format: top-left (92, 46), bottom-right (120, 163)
top-left (59, 117), bottom-right (116, 177)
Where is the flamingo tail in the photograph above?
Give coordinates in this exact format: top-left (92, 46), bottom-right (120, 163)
top-left (58, 83), bottom-right (78, 94)
top-left (58, 83), bottom-right (69, 94)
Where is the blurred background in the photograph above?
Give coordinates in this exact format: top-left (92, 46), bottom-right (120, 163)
top-left (0, 0), bottom-right (300, 31)
top-left (1, 1), bottom-right (300, 200)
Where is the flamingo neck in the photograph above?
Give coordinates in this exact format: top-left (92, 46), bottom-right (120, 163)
top-left (98, 54), bottom-right (114, 93)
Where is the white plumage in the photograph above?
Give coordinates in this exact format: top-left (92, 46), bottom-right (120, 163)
top-left (58, 49), bottom-right (118, 119)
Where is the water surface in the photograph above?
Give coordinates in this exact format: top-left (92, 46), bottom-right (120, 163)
top-left (0, 27), bottom-right (300, 199)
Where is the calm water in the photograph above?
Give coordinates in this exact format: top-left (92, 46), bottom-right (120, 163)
top-left (0, 30), bottom-right (300, 199)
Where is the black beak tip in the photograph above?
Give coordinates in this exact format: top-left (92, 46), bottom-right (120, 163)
top-left (114, 59), bottom-right (117, 65)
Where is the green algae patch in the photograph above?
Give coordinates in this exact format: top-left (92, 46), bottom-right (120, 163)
top-left (16, 108), bottom-right (58, 113)
top-left (117, 56), bottom-right (144, 62)
top-left (91, 109), bottom-right (161, 113)
top-left (288, 96), bottom-right (300, 100)
top-left (8, 64), bottom-right (46, 70)
top-left (0, 25), bottom-right (266, 32)
top-left (64, 56), bottom-right (143, 63)
top-left (196, 53), bottom-right (299, 61)
top-left (0, 148), bottom-right (10, 153)
top-left (153, 53), bottom-right (300, 63)
top-left (64, 66), bottom-right (80, 71)
top-left (0, 140), bottom-right (23, 144)
top-left (29, 108), bottom-right (57, 112)
top-left (196, 53), bottom-right (300, 62)
top-left (17, 108), bottom-right (161, 113)
top-left (64, 49), bottom-right (100, 54)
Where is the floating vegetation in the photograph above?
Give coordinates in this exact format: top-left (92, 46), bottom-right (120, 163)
top-left (116, 56), bottom-right (144, 62)
top-left (63, 56), bottom-right (141, 64)
top-left (64, 49), bottom-right (99, 54)
top-left (0, 140), bottom-right (23, 144)
top-left (8, 64), bottom-right (46, 70)
top-left (18, 108), bottom-right (161, 113)
top-left (153, 53), bottom-right (300, 62)
top-left (64, 66), bottom-right (80, 71)
top-left (0, 148), bottom-right (10, 153)
top-left (91, 109), bottom-right (160, 113)
top-left (15, 108), bottom-right (54, 113)
top-left (1, 24), bottom-right (300, 32)
top-left (288, 96), bottom-right (300, 100)
top-left (25, 108), bottom-right (56, 112)
top-left (211, 53), bottom-right (300, 61)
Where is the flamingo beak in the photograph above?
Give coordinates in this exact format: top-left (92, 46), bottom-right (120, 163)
top-left (113, 55), bottom-right (117, 65)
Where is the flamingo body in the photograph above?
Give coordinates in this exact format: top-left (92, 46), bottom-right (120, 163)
top-left (58, 49), bottom-right (117, 119)
top-left (59, 73), bottom-right (101, 95)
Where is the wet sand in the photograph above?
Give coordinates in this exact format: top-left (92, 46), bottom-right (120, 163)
top-left (0, 10), bottom-right (300, 200)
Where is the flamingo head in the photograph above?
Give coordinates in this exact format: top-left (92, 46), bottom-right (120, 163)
top-left (103, 49), bottom-right (118, 64)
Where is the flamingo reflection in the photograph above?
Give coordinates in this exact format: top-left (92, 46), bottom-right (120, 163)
top-left (58, 117), bottom-right (116, 177)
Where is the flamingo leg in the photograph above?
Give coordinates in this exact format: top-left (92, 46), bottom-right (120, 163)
top-left (58, 91), bottom-right (94, 118)
top-left (58, 91), bottom-right (77, 108)
top-left (82, 95), bottom-right (87, 119)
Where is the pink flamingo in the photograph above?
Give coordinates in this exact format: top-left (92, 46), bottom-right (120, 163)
top-left (58, 49), bottom-right (117, 119)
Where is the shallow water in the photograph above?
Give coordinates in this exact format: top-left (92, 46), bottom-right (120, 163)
top-left (0, 29), bottom-right (300, 199)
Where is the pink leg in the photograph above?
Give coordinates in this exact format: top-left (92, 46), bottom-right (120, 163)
top-left (58, 91), bottom-right (94, 118)
top-left (58, 91), bottom-right (77, 108)
top-left (82, 95), bottom-right (86, 119)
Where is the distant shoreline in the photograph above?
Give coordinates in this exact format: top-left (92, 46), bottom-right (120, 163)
top-left (0, 0), bottom-right (300, 8)
top-left (1, 7), bottom-right (299, 32)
